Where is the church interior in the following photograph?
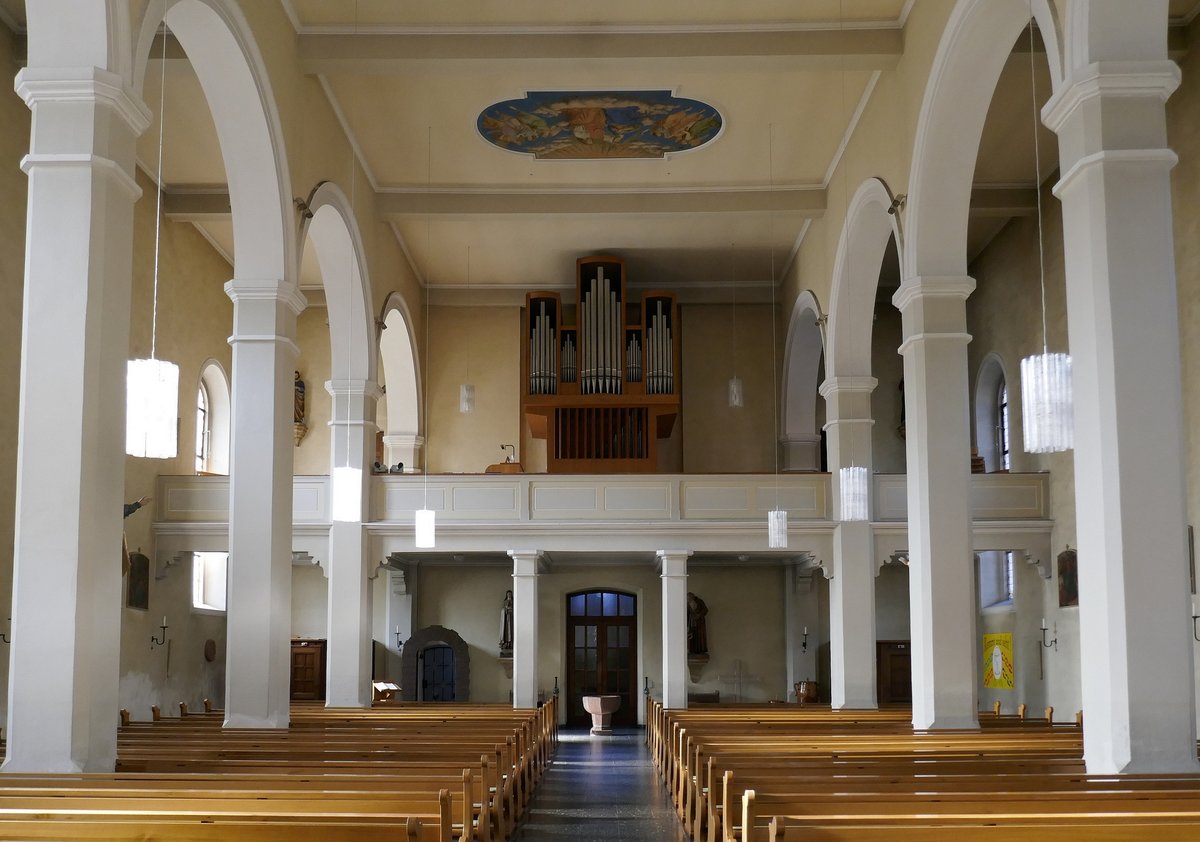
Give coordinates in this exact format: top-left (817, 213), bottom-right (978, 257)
top-left (4, 0), bottom-right (1200, 836)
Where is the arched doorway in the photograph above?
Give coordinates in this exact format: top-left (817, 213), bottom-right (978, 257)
top-left (566, 590), bottom-right (638, 728)
top-left (399, 625), bottom-right (471, 702)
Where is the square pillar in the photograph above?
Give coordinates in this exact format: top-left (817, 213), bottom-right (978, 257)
top-left (5, 69), bottom-right (149, 772)
top-left (1045, 56), bottom-right (1198, 773)
top-left (658, 550), bottom-right (691, 709)
top-left (821, 376), bottom-right (879, 709)
top-left (893, 278), bottom-right (978, 730)
top-left (223, 280), bottom-right (305, 728)
top-left (325, 380), bottom-right (380, 708)
top-left (509, 551), bottom-right (543, 709)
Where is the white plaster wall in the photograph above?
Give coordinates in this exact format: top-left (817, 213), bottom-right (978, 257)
top-left (686, 566), bottom-right (788, 702)
top-left (875, 563), bottom-right (911, 640)
top-left (292, 563), bottom-right (329, 639)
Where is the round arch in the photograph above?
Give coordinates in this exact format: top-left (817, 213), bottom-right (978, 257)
top-left (196, 358), bottom-right (231, 474)
top-left (378, 292), bottom-right (423, 470)
top-left (399, 626), bottom-right (471, 702)
top-left (903, 0), bottom-right (1063, 281)
top-left (132, 0), bottom-right (294, 285)
top-left (826, 177), bottom-right (904, 380)
top-left (973, 352), bottom-right (1011, 473)
top-left (781, 290), bottom-right (826, 471)
top-left (301, 182), bottom-right (376, 385)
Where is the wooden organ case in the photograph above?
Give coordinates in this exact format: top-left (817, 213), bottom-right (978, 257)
top-left (522, 256), bottom-right (679, 473)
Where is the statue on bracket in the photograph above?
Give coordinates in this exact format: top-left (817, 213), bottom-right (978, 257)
top-left (687, 592), bottom-right (709, 656)
top-left (499, 589), bottom-right (514, 655)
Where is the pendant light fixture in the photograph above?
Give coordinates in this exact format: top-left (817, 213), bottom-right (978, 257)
top-left (835, 0), bottom-right (870, 522)
top-left (127, 26), bottom-right (180, 459)
top-left (728, 247), bottom-right (744, 408)
top-left (766, 124), bottom-right (787, 549)
top-left (459, 245), bottom-right (475, 414)
top-left (1019, 9), bottom-right (1073, 454)
top-left (415, 125), bottom-right (436, 548)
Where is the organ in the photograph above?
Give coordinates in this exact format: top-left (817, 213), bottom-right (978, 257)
top-left (522, 256), bottom-right (680, 473)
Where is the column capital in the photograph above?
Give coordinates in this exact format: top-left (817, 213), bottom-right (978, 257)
top-left (383, 433), bottom-right (423, 448)
top-left (819, 376), bottom-right (878, 398)
top-left (508, 550), bottom-right (546, 574)
top-left (891, 276), bottom-right (975, 313)
top-left (325, 379), bottom-right (384, 401)
top-left (1043, 60), bottom-right (1181, 133)
top-left (224, 279), bottom-right (307, 315)
top-left (656, 550), bottom-right (691, 576)
top-left (15, 67), bottom-right (152, 135)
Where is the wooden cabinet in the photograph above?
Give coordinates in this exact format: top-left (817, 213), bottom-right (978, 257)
top-left (290, 638), bottom-right (326, 701)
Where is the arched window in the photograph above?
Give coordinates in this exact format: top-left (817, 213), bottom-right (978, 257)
top-left (195, 382), bottom-right (210, 473)
top-left (996, 381), bottom-right (1011, 470)
top-left (196, 360), bottom-right (230, 475)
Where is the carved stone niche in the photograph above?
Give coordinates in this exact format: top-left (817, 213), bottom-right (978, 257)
top-left (399, 625), bottom-right (471, 702)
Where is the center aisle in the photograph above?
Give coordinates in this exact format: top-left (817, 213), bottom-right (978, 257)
top-left (512, 728), bottom-right (688, 841)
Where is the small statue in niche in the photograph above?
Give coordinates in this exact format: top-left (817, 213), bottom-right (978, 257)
top-left (687, 592), bottom-right (709, 656)
top-left (499, 589), bottom-right (514, 655)
top-left (294, 371), bottom-right (306, 424)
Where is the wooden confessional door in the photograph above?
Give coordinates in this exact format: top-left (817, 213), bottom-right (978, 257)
top-left (876, 640), bottom-right (912, 705)
top-left (566, 590), bottom-right (637, 728)
top-left (420, 645), bottom-right (456, 701)
top-left (290, 639), bottom-right (326, 701)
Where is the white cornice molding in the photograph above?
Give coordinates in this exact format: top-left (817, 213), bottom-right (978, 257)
top-left (819, 376), bottom-right (879, 397)
top-left (1042, 61), bottom-right (1182, 132)
top-left (1054, 148), bottom-right (1178, 198)
top-left (223, 279), bottom-right (308, 315)
top-left (891, 276), bottom-right (976, 311)
top-left (16, 67), bottom-right (152, 135)
top-left (20, 153), bottom-right (142, 201)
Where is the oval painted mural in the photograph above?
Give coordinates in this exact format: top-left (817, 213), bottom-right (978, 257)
top-left (477, 90), bottom-right (723, 159)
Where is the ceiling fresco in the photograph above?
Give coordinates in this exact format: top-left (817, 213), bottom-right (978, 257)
top-left (477, 91), bottom-right (723, 159)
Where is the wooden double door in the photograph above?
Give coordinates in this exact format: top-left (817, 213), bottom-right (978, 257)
top-left (566, 590), bottom-right (637, 727)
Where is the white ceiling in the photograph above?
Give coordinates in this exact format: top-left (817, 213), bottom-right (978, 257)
top-left (7, 0), bottom-right (1200, 296)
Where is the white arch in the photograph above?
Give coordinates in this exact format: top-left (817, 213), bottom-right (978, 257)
top-left (973, 352), bottom-right (1010, 473)
top-left (781, 290), bottom-right (826, 471)
top-left (302, 182), bottom-right (376, 385)
top-left (133, 0), bottom-right (294, 285)
top-left (826, 177), bottom-right (904, 379)
top-left (197, 359), bottom-right (231, 474)
top-left (379, 293), bottom-right (423, 468)
top-left (904, 0), bottom-right (1063, 281)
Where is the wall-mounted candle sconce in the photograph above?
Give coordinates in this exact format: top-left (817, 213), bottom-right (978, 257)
top-left (553, 676), bottom-right (560, 697)
top-left (1040, 617), bottom-right (1057, 652)
top-left (644, 676), bottom-right (650, 696)
top-left (394, 625), bottom-right (404, 650)
top-left (151, 616), bottom-right (169, 648)
top-left (801, 626), bottom-right (809, 654)
top-left (1, 618), bottom-right (10, 645)
top-left (1192, 615), bottom-right (1200, 643)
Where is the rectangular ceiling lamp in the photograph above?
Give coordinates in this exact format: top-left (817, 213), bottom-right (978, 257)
top-left (126, 358), bottom-right (179, 458)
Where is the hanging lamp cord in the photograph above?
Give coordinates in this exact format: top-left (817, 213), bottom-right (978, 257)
top-left (1028, 6), bottom-right (1050, 356)
top-left (150, 24), bottom-right (168, 361)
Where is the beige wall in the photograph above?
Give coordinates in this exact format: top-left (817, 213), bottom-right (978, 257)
top-left (293, 307), bottom-right (333, 475)
top-left (681, 304), bottom-right (777, 474)
top-left (686, 566), bottom-right (788, 702)
top-left (870, 306), bottom-right (907, 473)
top-left (292, 564), bottom-right (329, 639)
top-left (426, 306), bottom-right (521, 473)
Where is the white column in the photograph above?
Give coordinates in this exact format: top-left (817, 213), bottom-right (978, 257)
top-left (1044, 57), bottom-right (1197, 773)
top-left (658, 550), bottom-right (691, 709)
top-left (223, 280), bottom-right (305, 728)
top-left (509, 551), bottom-right (543, 709)
top-left (892, 278), bottom-right (978, 730)
top-left (325, 380), bottom-right (380, 708)
top-left (821, 376), bottom-right (879, 709)
top-left (382, 433), bottom-right (423, 472)
top-left (4, 69), bottom-right (149, 772)
top-left (782, 435), bottom-right (822, 472)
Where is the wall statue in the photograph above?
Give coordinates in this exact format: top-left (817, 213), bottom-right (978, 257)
top-left (687, 592), bottom-right (708, 656)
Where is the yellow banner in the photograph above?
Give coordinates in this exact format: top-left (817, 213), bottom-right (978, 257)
top-left (983, 632), bottom-right (1014, 689)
